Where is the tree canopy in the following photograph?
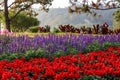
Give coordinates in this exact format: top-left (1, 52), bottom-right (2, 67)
top-left (113, 9), bottom-right (120, 29)
top-left (10, 13), bottom-right (40, 32)
top-left (69, 0), bottom-right (120, 16)
top-left (0, 0), bottom-right (53, 32)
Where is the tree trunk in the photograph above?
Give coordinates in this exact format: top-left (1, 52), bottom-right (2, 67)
top-left (4, 0), bottom-right (11, 32)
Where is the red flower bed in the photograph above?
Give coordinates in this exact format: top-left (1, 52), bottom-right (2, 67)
top-left (0, 46), bottom-right (120, 80)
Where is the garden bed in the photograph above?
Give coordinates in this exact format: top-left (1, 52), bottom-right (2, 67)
top-left (0, 33), bottom-right (120, 79)
top-left (0, 47), bottom-right (120, 80)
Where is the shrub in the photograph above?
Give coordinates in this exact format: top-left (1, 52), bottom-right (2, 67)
top-left (53, 27), bottom-right (60, 33)
top-left (45, 25), bottom-right (50, 32)
top-left (59, 24), bottom-right (81, 33)
top-left (29, 26), bottom-right (39, 33)
top-left (85, 41), bottom-right (120, 53)
top-left (92, 24), bottom-right (99, 34)
top-left (10, 13), bottom-right (39, 32)
top-left (85, 41), bottom-right (100, 53)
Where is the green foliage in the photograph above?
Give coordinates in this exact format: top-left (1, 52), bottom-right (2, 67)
top-left (0, 53), bottom-right (8, 60)
top-left (67, 46), bottom-right (79, 55)
top-left (101, 42), bottom-right (120, 50)
top-left (80, 75), bottom-right (111, 80)
top-left (103, 75), bottom-right (117, 80)
top-left (80, 75), bottom-right (120, 80)
top-left (101, 42), bottom-right (113, 50)
top-left (70, 48), bottom-right (79, 55)
top-left (113, 9), bottom-right (120, 30)
top-left (29, 26), bottom-right (39, 33)
top-left (113, 9), bottom-right (120, 21)
top-left (8, 53), bottom-right (19, 60)
top-left (0, 47), bottom-right (79, 60)
top-left (53, 27), bottom-right (60, 33)
top-left (0, 12), bottom-right (39, 32)
top-left (80, 74), bottom-right (120, 80)
top-left (54, 50), bottom-right (65, 57)
top-left (0, 0), bottom-right (53, 31)
top-left (85, 41), bottom-right (120, 53)
top-left (24, 49), bottom-right (46, 60)
top-left (0, 49), bottom-right (46, 61)
top-left (45, 25), bottom-right (50, 32)
top-left (113, 21), bottom-right (120, 30)
top-left (85, 41), bottom-right (100, 53)
top-left (35, 49), bottom-right (46, 58)
top-left (0, 53), bottom-right (24, 61)
top-left (10, 13), bottom-right (39, 32)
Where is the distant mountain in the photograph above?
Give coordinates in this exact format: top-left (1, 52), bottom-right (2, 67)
top-left (36, 8), bottom-right (116, 28)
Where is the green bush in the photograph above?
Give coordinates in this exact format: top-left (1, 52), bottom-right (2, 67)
top-left (10, 13), bottom-right (39, 32)
top-left (29, 26), bottom-right (39, 33)
top-left (80, 75), bottom-right (103, 80)
top-left (85, 41), bottom-right (120, 53)
top-left (84, 41), bottom-right (100, 53)
top-left (0, 49), bottom-right (47, 61)
top-left (80, 75), bottom-right (118, 80)
top-left (54, 50), bottom-right (65, 57)
top-left (53, 27), bottom-right (60, 33)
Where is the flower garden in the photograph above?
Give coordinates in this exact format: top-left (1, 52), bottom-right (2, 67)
top-left (0, 32), bottom-right (120, 80)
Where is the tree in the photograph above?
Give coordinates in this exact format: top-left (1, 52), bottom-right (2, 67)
top-left (113, 9), bottom-right (120, 30)
top-left (0, 0), bottom-right (53, 32)
top-left (69, 0), bottom-right (120, 16)
top-left (10, 13), bottom-right (39, 32)
top-left (0, 11), bottom-right (39, 32)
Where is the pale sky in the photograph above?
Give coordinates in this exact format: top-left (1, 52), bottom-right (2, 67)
top-left (50, 0), bottom-right (70, 8)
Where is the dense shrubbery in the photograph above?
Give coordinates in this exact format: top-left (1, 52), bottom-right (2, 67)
top-left (29, 25), bottom-right (50, 33)
top-left (58, 23), bottom-right (120, 34)
top-left (29, 26), bottom-right (39, 33)
top-left (59, 24), bottom-right (81, 33)
top-left (10, 13), bottom-right (39, 32)
top-left (53, 27), bottom-right (60, 33)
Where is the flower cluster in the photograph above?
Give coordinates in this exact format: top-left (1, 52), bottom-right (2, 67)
top-left (0, 34), bottom-right (120, 55)
top-left (0, 47), bottom-right (120, 79)
top-left (0, 29), bottom-right (14, 36)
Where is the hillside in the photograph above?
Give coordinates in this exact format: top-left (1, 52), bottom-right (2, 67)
top-left (36, 8), bottom-right (116, 28)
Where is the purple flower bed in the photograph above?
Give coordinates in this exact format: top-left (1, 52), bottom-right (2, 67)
top-left (0, 34), bottom-right (120, 55)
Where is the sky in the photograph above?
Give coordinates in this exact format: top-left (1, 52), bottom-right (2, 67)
top-left (50, 0), bottom-right (70, 8)
top-left (6, 0), bottom-right (70, 8)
